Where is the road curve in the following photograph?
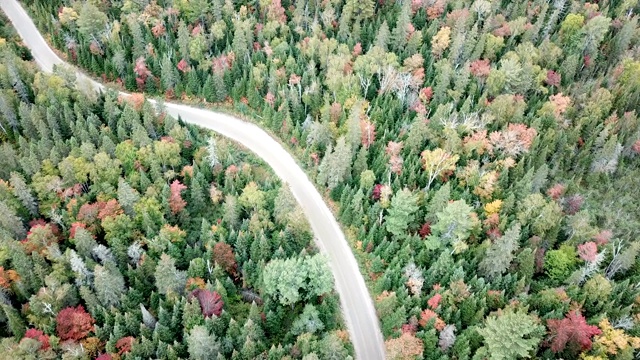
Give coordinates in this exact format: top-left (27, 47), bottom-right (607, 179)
top-left (0, 1), bottom-right (385, 358)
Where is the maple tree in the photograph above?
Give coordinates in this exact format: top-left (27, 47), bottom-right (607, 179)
top-left (116, 336), bottom-right (135, 355)
top-left (419, 308), bottom-right (446, 330)
top-left (546, 310), bottom-right (601, 354)
top-left (470, 59), bottom-right (491, 78)
top-left (360, 118), bottom-right (376, 149)
top-left (385, 332), bottom-right (424, 360)
top-left (22, 328), bottom-right (50, 350)
top-left (56, 305), bottom-right (95, 341)
top-left (212, 242), bottom-right (238, 277)
top-left (192, 289), bottom-right (224, 317)
top-left (169, 180), bottom-right (187, 214)
top-left (577, 242), bottom-right (598, 262)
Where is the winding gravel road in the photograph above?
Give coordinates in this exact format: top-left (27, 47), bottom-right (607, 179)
top-left (0, 1), bottom-right (385, 358)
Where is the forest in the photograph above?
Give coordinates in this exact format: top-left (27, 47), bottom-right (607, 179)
top-left (0, 15), bottom-right (351, 360)
top-left (2, 0), bottom-right (640, 358)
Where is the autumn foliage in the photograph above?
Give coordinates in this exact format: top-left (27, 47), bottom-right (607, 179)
top-left (0, 266), bottom-right (19, 289)
top-left (169, 180), bottom-right (187, 214)
top-left (22, 328), bottom-right (50, 350)
top-left (419, 308), bottom-right (446, 331)
top-left (546, 310), bottom-right (601, 354)
top-left (385, 332), bottom-right (424, 360)
top-left (192, 289), bottom-right (224, 317)
top-left (116, 336), bottom-right (135, 355)
top-left (56, 305), bottom-right (95, 341)
top-left (212, 242), bottom-right (238, 277)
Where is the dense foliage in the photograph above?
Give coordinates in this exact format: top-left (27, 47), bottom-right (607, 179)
top-left (0, 31), bottom-right (351, 358)
top-left (8, 0), bottom-right (640, 358)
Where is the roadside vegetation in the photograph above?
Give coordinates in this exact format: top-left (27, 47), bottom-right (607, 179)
top-left (0, 28), bottom-right (350, 359)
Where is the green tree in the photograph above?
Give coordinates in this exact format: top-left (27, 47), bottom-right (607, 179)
top-left (77, 3), bottom-right (108, 38)
top-left (262, 257), bottom-right (306, 306)
top-left (155, 253), bottom-right (187, 296)
top-left (475, 308), bottom-right (544, 360)
top-left (94, 263), bottom-right (125, 308)
top-left (479, 223), bottom-right (521, 280)
top-left (427, 200), bottom-right (479, 253)
top-left (186, 325), bottom-right (220, 360)
top-left (317, 137), bottom-right (353, 190)
top-left (385, 189), bottom-right (418, 238)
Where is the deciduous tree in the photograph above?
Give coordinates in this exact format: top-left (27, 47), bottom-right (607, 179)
top-left (421, 148), bottom-right (459, 190)
top-left (546, 310), bottom-right (601, 354)
top-left (56, 305), bottom-right (95, 341)
top-left (476, 308), bottom-right (544, 360)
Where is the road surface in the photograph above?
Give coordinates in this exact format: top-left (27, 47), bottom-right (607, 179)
top-left (0, 1), bottom-right (386, 358)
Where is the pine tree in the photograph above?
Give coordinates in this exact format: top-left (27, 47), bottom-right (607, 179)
top-left (317, 137), bottom-right (353, 190)
top-left (155, 254), bottom-right (187, 296)
top-left (160, 53), bottom-right (177, 93)
top-left (391, 1), bottom-right (411, 53)
top-left (94, 263), bottom-right (125, 308)
top-left (9, 172), bottom-right (38, 216)
top-left (2, 304), bottom-right (26, 339)
top-left (0, 200), bottom-right (25, 239)
top-left (385, 189), bottom-right (419, 238)
top-left (479, 223), bottom-right (521, 280)
top-left (117, 178), bottom-right (140, 216)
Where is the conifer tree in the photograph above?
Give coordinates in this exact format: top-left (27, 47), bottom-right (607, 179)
top-left (479, 223), bottom-right (521, 280)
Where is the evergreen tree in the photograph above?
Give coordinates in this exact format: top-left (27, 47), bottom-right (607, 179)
top-left (385, 188), bottom-right (418, 238)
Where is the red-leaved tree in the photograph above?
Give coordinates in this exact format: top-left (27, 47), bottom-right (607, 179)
top-left (546, 310), bottom-right (601, 354)
top-left (22, 328), bottom-right (50, 350)
top-left (56, 305), bottom-right (95, 341)
top-left (192, 289), bottom-right (224, 317)
top-left (116, 336), bottom-right (135, 355)
top-left (212, 242), bottom-right (237, 277)
top-left (360, 119), bottom-right (376, 149)
top-left (169, 180), bottom-right (187, 214)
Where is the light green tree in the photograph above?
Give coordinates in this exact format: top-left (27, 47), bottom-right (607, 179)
top-left (291, 304), bottom-right (324, 335)
top-left (154, 253), bottom-right (187, 296)
top-left (238, 182), bottom-right (266, 212)
top-left (304, 254), bottom-right (334, 299)
top-left (77, 3), bottom-right (108, 38)
top-left (94, 263), bottom-right (125, 308)
top-left (263, 257), bottom-right (306, 306)
top-left (186, 325), bottom-right (220, 360)
top-left (385, 189), bottom-right (418, 238)
top-left (427, 200), bottom-right (479, 253)
top-left (475, 308), bottom-right (544, 360)
top-left (479, 223), bottom-right (521, 280)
